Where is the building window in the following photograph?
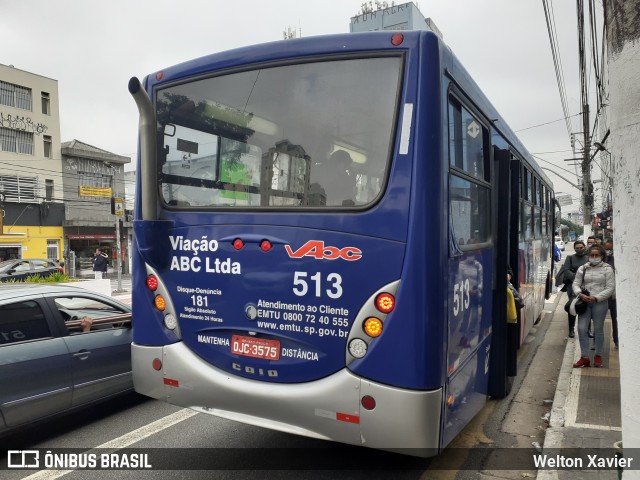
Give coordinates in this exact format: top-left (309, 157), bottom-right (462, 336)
top-left (0, 175), bottom-right (38, 202)
top-left (0, 127), bottom-right (34, 155)
top-left (44, 135), bottom-right (52, 158)
top-left (0, 80), bottom-right (32, 110)
top-left (46, 240), bottom-right (59, 260)
top-left (41, 92), bottom-right (50, 115)
top-left (45, 179), bottom-right (54, 201)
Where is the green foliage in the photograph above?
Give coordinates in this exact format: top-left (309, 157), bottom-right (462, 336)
top-left (560, 218), bottom-right (583, 236)
top-left (24, 272), bottom-right (73, 283)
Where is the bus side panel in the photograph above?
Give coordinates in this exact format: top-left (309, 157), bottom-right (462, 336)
top-left (441, 249), bottom-right (492, 447)
top-left (441, 335), bottom-right (490, 448)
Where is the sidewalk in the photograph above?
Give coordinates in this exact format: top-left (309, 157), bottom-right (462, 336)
top-left (538, 292), bottom-right (622, 480)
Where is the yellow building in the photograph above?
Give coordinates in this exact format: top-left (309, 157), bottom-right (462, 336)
top-left (0, 205), bottom-right (65, 261)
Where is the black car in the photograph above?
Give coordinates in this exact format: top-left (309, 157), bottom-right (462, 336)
top-left (0, 284), bottom-right (132, 433)
top-left (0, 258), bottom-right (63, 282)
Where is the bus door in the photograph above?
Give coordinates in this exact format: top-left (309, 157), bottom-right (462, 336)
top-left (487, 147), bottom-right (518, 398)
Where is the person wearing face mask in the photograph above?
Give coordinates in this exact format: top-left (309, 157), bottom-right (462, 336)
top-left (604, 238), bottom-right (618, 349)
top-left (572, 245), bottom-right (616, 368)
top-left (555, 240), bottom-right (589, 337)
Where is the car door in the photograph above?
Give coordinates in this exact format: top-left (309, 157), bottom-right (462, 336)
top-left (0, 297), bottom-right (73, 428)
top-left (3, 260), bottom-right (32, 282)
top-left (32, 259), bottom-right (57, 279)
top-left (47, 294), bottom-right (132, 407)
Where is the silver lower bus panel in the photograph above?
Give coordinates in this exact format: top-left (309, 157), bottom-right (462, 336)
top-left (132, 342), bottom-right (443, 456)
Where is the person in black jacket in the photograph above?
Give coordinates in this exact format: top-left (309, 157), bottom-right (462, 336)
top-left (91, 248), bottom-right (108, 279)
top-left (555, 240), bottom-right (588, 337)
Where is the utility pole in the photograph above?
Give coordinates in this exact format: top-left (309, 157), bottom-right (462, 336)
top-left (605, 0), bottom-right (640, 455)
top-left (111, 196), bottom-right (124, 292)
top-left (581, 104), bottom-right (593, 235)
top-left (577, 0), bottom-right (593, 235)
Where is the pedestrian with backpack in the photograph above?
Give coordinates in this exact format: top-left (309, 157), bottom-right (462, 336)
top-left (555, 240), bottom-right (588, 338)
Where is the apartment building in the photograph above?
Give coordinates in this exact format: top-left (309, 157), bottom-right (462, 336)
top-left (0, 63), bottom-right (64, 261)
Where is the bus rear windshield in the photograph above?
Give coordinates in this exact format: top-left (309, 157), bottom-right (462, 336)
top-left (155, 56), bottom-right (402, 209)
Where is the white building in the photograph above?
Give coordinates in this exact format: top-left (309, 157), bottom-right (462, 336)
top-left (350, 1), bottom-right (442, 36)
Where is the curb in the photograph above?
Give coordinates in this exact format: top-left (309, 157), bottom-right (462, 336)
top-left (536, 291), bottom-right (575, 480)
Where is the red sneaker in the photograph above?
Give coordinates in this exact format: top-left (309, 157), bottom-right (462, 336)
top-left (594, 355), bottom-right (603, 368)
top-left (573, 357), bottom-right (590, 368)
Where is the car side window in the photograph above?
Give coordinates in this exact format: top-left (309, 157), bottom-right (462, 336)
top-left (14, 261), bottom-right (31, 272)
top-left (0, 300), bottom-right (51, 345)
top-left (54, 296), bottom-right (130, 333)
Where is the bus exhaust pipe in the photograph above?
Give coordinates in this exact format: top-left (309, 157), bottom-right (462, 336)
top-left (128, 77), bottom-right (157, 221)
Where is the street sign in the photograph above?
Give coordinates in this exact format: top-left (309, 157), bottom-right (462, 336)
top-left (112, 197), bottom-right (124, 216)
top-left (556, 194), bottom-right (573, 207)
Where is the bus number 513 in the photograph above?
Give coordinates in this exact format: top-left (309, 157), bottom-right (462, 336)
top-left (292, 271), bottom-right (343, 299)
top-left (453, 279), bottom-right (470, 316)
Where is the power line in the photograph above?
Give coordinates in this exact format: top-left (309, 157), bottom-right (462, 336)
top-left (542, 0), bottom-right (574, 144)
top-left (514, 112), bottom-right (581, 133)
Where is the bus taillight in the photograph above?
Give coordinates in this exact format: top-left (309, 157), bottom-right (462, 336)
top-left (348, 338), bottom-right (368, 359)
top-left (375, 293), bottom-right (395, 314)
top-left (164, 313), bottom-right (177, 330)
top-left (390, 33), bottom-right (404, 46)
top-left (233, 238), bottom-right (244, 250)
top-left (363, 317), bottom-right (383, 338)
top-left (260, 240), bottom-right (272, 252)
top-left (154, 295), bottom-right (167, 311)
top-left (146, 274), bottom-right (158, 291)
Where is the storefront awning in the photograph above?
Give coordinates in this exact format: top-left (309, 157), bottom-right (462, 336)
top-left (67, 234), bottom-right (116, 239)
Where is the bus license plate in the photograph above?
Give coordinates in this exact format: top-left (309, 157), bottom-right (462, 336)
top-left (231, 335), bottom-right (280, 360)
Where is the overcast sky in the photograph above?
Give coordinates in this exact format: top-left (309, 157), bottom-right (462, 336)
top-left (2, 0), bottom-right (599, 207)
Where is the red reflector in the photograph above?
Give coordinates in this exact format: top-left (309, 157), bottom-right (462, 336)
top-left (336, 412), bottom-right (360, 424)
top-left (391, 33), bottom-right (404, 46)
top-left (163, 378), bottom-right (179, 387)
top-left (361, 395), bottom-right (376, 410)
top-left (260, 240), bottom-right (272, 252)
top-left (146, 275), bottom-right (158, 291)
top-left (233, 238), bottom-right (244, 250)
top-left (375, 292), bottom-right (395, 314)
top-left (156, 71), bottom-right (164, 81)
top-left (152, 358), bottom-right (162, 371)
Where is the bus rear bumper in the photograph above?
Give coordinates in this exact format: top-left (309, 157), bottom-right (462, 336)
top-left (133, 342), bottom-right (443, 455)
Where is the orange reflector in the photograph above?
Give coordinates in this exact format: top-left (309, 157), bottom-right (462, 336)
top-left (361, 395), bottom-right (376, 410)
top-left (154, 295), bottom-right (166, 311)
top-left (146, 274), bottom-right (158, 291)
top-left (363, 317), bottom-right (383, 338)
top-left (447, 394), bottom-right (454, 406)
top-left (375, 292), bottom-right (395, 314)
top-left (152, 358), bottom-right (162, 371)
top-left (164, 378), bottom-right (179, 387)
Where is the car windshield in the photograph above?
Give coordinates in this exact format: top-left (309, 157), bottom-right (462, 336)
top-left (0, 260), bottom-right (17, 272)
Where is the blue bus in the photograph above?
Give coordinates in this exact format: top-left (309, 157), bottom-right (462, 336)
top-left (129, 30), bottom-right (555, 456)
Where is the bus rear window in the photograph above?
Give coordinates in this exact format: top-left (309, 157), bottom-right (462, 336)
top-left (156, 56), bottom-right (402, 209)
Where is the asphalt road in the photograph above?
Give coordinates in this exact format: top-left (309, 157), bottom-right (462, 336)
top-left (1, 272), bottom-right (566, 480)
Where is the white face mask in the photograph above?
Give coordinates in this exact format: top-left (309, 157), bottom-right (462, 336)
top-left (589, 258), bottom-right (602, 266)
top-left (606, 250), bottom-right (613, 256)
